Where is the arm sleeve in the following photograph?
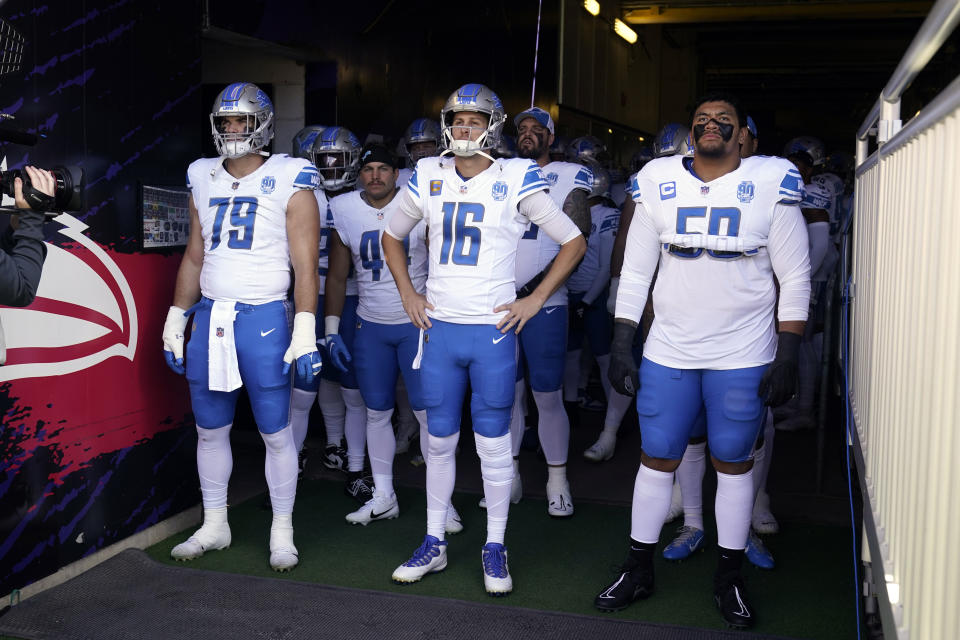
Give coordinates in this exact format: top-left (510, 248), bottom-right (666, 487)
top-left (518, 189), bottom-right (581, 245)
top-left (583, 221), bottom-right (615, 305)
top-left (768, 202), bottom-right (811, 322)
top-left (0, 209), bottom-right (48, 307)
top-left (806, 220), bottom-right (830, 275)
top-left (385, 190), bottom-right (424, 240)
top-left (614, 201), bottom-right (661, 322)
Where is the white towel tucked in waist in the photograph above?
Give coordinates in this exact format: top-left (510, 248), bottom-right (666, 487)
top-left (208, 300), bottom-right (242, 392)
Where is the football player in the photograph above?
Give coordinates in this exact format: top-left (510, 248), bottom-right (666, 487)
top-left (506, 106), bottom-right (592, 518)
top-left (400, 117), bottom-right (443, 189)
top-left (162, 82), bottom-right (322, 571)
top-left (596, 92), bottom-right (810, 628)
top-left (310, 126), bottom-right (375, 503)
top-left (561, 165), bottom-right (634, 462)
top-left (384, 84), bottom-right (585, 595)
top-left (323, 143), bottom-right (462, 533)
top-left (740, 116), bottom-right (759, 158)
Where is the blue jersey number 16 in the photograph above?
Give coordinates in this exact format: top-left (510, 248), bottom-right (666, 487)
top-left (439, 202), bottom-right (484, 266)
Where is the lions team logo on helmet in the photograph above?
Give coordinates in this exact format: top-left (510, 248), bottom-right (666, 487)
top-left (261, 176), bottom-right (276, 194)
top-left (737, 181), bottom-right (755, 203)
top-left (491, 181), bottom-right (508, 201)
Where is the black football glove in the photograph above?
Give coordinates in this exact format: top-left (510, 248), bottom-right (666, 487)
top-left (608, 320), bottom-right (640, 396)
top-left (757, 331), bottom-right (802, 407)
top-left (569, 300), bottom-right (588, 332)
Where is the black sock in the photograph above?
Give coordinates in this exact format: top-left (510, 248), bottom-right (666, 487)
top-left (716, 546), bottom-right (744, 576)
top-left (628, 538), bottom-right (656, 570)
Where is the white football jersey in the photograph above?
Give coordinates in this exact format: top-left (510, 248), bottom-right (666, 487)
top-left (568, 203), bottom-right (618, 294)
top-left (187, 154), bottom-right (319, 305)
top-left (624, 154), bottom-right (810, 369)
top-left (811, 172), bottom-right (845, 236)
top-left (515, 161), bottom-right (592, 307)
top-left (404, 156), bottom-right (550, 324)
top-left (396, 167), bottom-right (413, 191)
top-left (329, 190), bottom-right (427, 324)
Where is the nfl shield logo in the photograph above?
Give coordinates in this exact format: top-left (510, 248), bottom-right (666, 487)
top-left (491, 181), bottom-right (508, 201)
top-left (737, 181), bottom-right (755, 203)
top-left (216, 327), bottom-right (224, 338)
top-left (261, 176), bottom-right (276, 194)
top-left (700, 186), bottom-right (710, 196)
top-left (459, 185), bottom-right (468, 194)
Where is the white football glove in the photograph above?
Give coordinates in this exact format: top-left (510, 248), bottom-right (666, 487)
top-left (162, 306), bottom-right (188, 375)
top-left (283, 311), bottom-right (322, 383)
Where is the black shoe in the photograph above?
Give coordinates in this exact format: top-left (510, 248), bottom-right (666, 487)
top-left (714, 571), bottom-right (754, 629)
top-left (322, 442), bottom-right (347, 471)
top-left (594, 557), bottom-right (655, 612)
top-left (344, 472), bottom-right (374, 504)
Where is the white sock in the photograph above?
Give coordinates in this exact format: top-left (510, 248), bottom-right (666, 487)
top-left (508, 379), bottom-right (526, 457)
top-left (366, 407), bottom-right (396, 496)
top-left (289, 388), bottom-right (316, 453)
top-left (715, 470), bottom-right (754, 550)
top-left (196, 424), bottom-right (233, 510)
top-left (318, 379), bottom-right (345, 445)
top-left (676, 442), bottom-right (706, 530)
top-left (534, 389), bottom-right (569, 465)
top-left (754, 408), bottom-right (775, 497)
top-left (414, 409), bottom-right (429, 459)
top-left (630, 464), bottom-right (674, 544)
top-left (547, 464), bottom-right (567, 486)
top-left (202, 505), bottom-right (228, 528)
top-left (426, 432), bottom-right (459, 541)
top-left (341, 387), bottom-right (367, 472)
top-left (563, 349), bottom-right (582, 402)
top-left (475, 432), bottom-right (512, 545)
top-left (261, 426), bottom-right (298, 516)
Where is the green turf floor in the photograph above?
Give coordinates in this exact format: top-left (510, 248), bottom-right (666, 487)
top-left (142, 478), bottom-right (858, 639)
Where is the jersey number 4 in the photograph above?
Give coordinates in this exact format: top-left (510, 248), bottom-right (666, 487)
top-left (209, 197), bottom-right (258, 250)
top-left (439, 202), bottom-right (483, 266)
top-left (359, 230), bottom-right (410, 281)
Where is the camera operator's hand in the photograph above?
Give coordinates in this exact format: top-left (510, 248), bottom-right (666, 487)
top-left (14, 166), bottom-right (56, 213)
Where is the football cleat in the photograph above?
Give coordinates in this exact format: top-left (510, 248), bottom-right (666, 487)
top-left (445, 504), bottom-right (464, 535)
top-left (662, 526), bottom-right (705, 561)
top-left (392, 535), bottom-right (448, 583)
top-left (578, 394), bottom-right (606, 412)
top-left (481, 543), bottom-right (513, 596)
top-left (345, 492), bottom-right (399, 526)
top-left (583, 432), bottom-right (616, 462)
top-left (594, 556), bottom-right (655, 612)
top-left (714, 571), bottom-right (755, 629)
top-left (344, 472), bottom-right (374, 504)
top-left (546, 479), bottom-right (574, 518)
top-left (170, 522), bottom-right (231, 561)
top-left (269, 522), bottom-right (299, 572)
top-left (745, 530), bottom-right (775, 570)
top-left (321, 443), bottom-right (347, 471)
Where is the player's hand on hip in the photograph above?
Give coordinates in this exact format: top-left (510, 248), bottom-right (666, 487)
top-left (325, 334), bottom-right (352, 372)
top-left (401, 292), bottom-right (434, 330)
top-left (162, 306), bottom-right (189, 375)
top-left (758, 331), bottom-right (802, 407)
top-left (494, 296), bottom-right (543, 334)
top-left (283, 312), bottom-right (323, 384)
top-left (608, 320), bottom-right (639, 396)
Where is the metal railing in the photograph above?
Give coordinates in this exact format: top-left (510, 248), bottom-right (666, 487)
top-left (849, 1), bottom-right (960, 638)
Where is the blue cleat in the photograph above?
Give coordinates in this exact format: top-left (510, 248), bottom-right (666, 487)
top-left (481, 542), bottom-right (513, 596)
top-left (392, 535), bottom-right (448, 583)
top-left (662, 526), bottom-right (705, 561)
top-left (745, 530), bottom-right (775, 569)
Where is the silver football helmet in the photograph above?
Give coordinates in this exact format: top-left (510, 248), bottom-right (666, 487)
top-left (653, 123), bottom-right (691, 158)
top-left (565, 135), bottom-right (608, 166)
top-left (549, 135), bottom-right (570, 162)
top-left (440, 83), bottom-right (506, 158)
top-left (210, 82), bottom-right (274, 158)
top-left (630, 146), bottom-right (655, 172)
top-left (588, 163), bottom-right (611, 200)
top-left (311, 126), bottom-right (361, 191)
top-left (292, 125), bottom-right (326, 159)
top-left (404, 117), bottom-right (442, 163)
top-left (784, 136), bottom-right (826, 166)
